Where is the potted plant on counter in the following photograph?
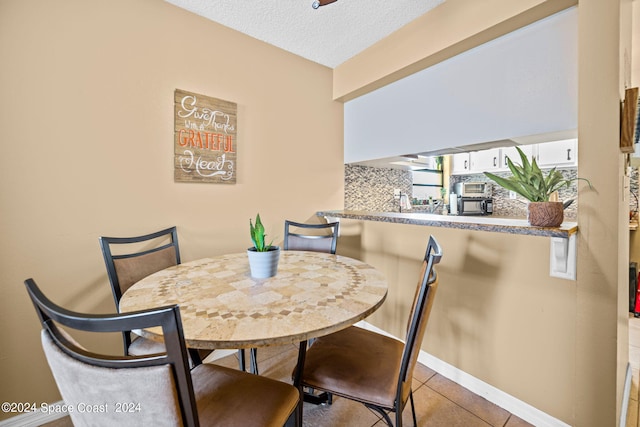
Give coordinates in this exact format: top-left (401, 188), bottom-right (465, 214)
top-left (247, 213), bottom-right (280, 278)
top-left (484, 147), bottom-right (592, 227)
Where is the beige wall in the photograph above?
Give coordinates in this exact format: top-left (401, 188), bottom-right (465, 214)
top-left (633, 0), bottom-right (640, 88)
top-left (630, 0), bottom-right (640, 264)
top-left (335, 0), bottom-right (628, 426)
top-left (0, 0), bottom-right (343, 419)
top-left (338, 221), bottom-right (577, 420)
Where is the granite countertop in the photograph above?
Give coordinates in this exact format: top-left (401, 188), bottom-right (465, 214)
top-left (317, 210), bottom-right (578, 238)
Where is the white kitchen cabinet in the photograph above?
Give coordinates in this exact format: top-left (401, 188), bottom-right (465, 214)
top-left (448, 140), bottom-right (577, 175)
top-left (501, 145), bottom-right (534, 168)
top-left (469, 148), bottom-right (501, 172)
top-left (450, 153), bottom-right (470, 174)
top-left (536, 139), bottom-right (577, 167)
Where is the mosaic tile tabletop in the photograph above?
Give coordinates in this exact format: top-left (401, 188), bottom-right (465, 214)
top-left (119, 251), bottom-right (388, 349)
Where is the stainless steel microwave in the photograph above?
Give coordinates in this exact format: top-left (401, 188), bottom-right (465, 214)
top-left (458, 197), bottom-right (493, 216)
top-left (453, 182), bottom-right (487, 197)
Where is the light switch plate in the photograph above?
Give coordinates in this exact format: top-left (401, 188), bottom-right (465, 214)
top-left (549, 234), bottom-right (576, 280)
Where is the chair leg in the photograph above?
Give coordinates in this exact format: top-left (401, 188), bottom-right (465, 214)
top-left (366, 404), bottom-right (394, 427)
top-left (394, 408), bottom-right (403, 427)
top-left (284, 408), bottom-right (298, 427)
top-left (187, 348), bottom-right (203, 367)
top-left (250, 348), bottom-right (259, 375)
top-left (238, 349), bottom-right (246, 371)
top-left (237, 348), bottom-right (259, 375)
top-left (294, 341), bottom-right (308, 427)
top-left (409, 390), bottom-right (417, 426)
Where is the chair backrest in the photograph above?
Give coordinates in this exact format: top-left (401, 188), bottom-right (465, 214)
top-left (283, 220), bottom-right (340, 254)
top-left (397, 235), bottom-right (443, 405)
top-left (99, 226), bottom-right (181, 306)
top-left (24, 278), bottom-right (199, 427)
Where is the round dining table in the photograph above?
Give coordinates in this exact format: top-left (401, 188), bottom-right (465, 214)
top-left (119, 251), bottom-right (388, 351)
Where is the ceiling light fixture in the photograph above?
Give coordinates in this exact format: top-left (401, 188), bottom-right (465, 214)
top-left (312, 0), bottom-right (338, 9)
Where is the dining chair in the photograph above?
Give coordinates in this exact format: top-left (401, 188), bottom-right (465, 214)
top-left (283, 220), bottom-right (340, 254)
top-left (25, 278), bottom-right (300, 427)
top-left (295, 235), bottom-right (443, 427)
top-left (99, 226), bottom-right (208, 364)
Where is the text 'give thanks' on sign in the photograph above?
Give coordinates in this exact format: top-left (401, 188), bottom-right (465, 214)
top-left (174, 89), bottom-right (237, 184)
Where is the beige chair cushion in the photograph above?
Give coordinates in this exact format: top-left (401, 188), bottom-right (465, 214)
top-left (127, 334), bottom-right (166, 356)
top-left (301, 326), bottom-right (404, 408)
top-left (129, 335), bottom-right (206, 369)
top-left (41, 330), bottom-right (183, 427)
top-left (192, 363), bottom-right (299, 427)
top-left (286, 235), bottom-right (334, 253)
top-left (113, 246), bottom-right (177, 294)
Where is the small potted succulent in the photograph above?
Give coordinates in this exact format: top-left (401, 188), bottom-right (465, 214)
top-left (484, 147), bottom-right (592, 227)
top-left (247, 213), bottom-right (280, 278)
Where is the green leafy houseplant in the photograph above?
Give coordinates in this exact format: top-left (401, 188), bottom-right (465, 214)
top-left (435, 156), bottom-right (444, 170)
top-left (483, 146), bottom-right (591, 227)
top-left (483, 147), bottom-right (591, 202)
top-left (249, 213), bottom-right (274, 252)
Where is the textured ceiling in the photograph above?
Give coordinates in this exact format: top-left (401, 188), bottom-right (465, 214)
top-left (165, 0), bottom-right (445, 68)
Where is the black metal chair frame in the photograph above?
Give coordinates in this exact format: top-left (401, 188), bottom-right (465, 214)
top-left (99, 226), bottom-right (208, 366)
top-left (99, 226), bottom-right (181, 306)
top-left (24, 278), bottom-right (200, 427)
top-left (383, 235), bottom-right (442, 426)
top-left (283, 220), bottom-right (340, 254)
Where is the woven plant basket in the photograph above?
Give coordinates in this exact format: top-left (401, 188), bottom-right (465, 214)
top-left (527, 202), bottom-right (564, 227)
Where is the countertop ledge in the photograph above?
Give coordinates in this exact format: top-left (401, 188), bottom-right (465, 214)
top-left (316, 210), bottom-right (578, 238)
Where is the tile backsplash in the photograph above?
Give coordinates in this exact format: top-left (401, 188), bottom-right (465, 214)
top-left (345, 165), bottom-right (412, 212)
top-left (345, 164), bottom-right (586, 219)
top-left (345, 163), bottom-right (640, 221)
top-left (451, 170), bottom-right (579, 219)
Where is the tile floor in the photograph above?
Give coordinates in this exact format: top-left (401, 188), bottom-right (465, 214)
top-left (244, 345), bottom-right (533, 427)
top-left (37, 315), bottom-right (640, 426)
top-left (42, 342), bottom-right (533, 427)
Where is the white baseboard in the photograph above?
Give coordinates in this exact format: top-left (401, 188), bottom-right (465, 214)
top-left (418, 351), bottom-right (570, 427)
top-left (1, 325), bottom-right (570, 427)
top-left (204, 348), bottom-right (238, 362)
top-left (354, 321), bottom-right (570, 427)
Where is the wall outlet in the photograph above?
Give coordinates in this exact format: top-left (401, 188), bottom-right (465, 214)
top-left (509, 191), bottom-right (516, 199)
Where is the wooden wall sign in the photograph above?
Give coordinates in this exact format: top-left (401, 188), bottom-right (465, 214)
top-left (621, 87), bottom-right (639, 154)
top-left (174, 89), bottom-right (237, 183)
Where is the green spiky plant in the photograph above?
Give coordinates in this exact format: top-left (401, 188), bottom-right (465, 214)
top-left (249, 213), bottom-right (274, 252)
top-left (484, 147), bottom-right (591, 202)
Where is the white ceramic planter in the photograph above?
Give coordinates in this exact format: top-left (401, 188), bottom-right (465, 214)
top-left (247, 246), bottom-right (280, 278)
